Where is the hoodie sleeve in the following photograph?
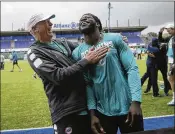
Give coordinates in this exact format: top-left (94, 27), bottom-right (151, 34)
top-left (114, 35), bottom-right (142, 102)
top-left (27, 47), bottom-right (89, 86)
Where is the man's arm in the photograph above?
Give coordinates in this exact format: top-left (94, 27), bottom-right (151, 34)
top-left (147, 44), bottom-right (160, 53)
top-left (72, 47), bottom-right (105, 134)
top-left (115, 36), bottom-right (142, 103)
top-left (86, 74), bottom-right (105, 134)
top-left (72, 46), bottom-right (97, 109)
top-left (115, 35), bottom-right (143, 126)
top-left (27, 49), bottom-right (89, 86)
top-left (27, 46), bottom-right (107, 86)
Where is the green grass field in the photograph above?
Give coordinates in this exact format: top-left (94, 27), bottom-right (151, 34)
top-left (1, 59), bottom-right (174, 130)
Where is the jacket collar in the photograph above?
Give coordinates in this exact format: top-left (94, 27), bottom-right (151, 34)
top-left (31, 39), bottom-right (72, 57)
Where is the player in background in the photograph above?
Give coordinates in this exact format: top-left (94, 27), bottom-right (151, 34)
top-left (1, 54), bottom-right (5, 70)
top-left (10, 51), bottom-right (22, 72)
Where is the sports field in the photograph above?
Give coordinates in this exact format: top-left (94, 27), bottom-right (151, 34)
top-left (1, 59), bottom-right (174, 130)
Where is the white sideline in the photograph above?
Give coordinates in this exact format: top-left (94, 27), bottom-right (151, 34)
top-left (144, 114), bottom-right (174, 119)
top-left (1, 115), bottom-right (174, 132)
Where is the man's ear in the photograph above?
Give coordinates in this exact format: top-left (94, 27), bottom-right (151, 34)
top-left (32, 27), bottom-right (39, 34)
top-left (34, 29), bottom-right (39, 33)
top-left (96, 23), bottom-right (100, 27)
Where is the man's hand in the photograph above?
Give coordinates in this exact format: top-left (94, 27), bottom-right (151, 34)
top-left (126, 101), bottom-right (142, 127)
top-left (90, 110), bottom-right (106, 134)
top-left (147, 52), bottom-right (155, 58)
top-left (91, 115), bottom-right (106, 134)
top-left (85, 46), bottom-right (108, 64)
top-left (160, 27), bottom-right (165, 33)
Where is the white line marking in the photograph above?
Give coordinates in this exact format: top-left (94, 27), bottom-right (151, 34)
top-left (144, 114), bottom-right (174, 119)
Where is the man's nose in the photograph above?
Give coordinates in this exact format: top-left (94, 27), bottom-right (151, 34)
top-left (49, 21), bottom-right (53, 26)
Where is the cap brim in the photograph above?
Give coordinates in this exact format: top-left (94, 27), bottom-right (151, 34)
top-left (165, 27), bottom-right (171, 29)
top-left (165, 26), bottom-right (169, 29)
top-left (48, 14), bottom-right (55, 19)
top-left (42, 14), bottom-right (55, 21)
top-left (165, 24), bottom-right (174, 29)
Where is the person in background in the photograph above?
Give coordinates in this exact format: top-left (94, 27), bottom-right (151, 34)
top-left (10, 51), bottom-right (22, 72)
top-left (136, 46), bottom-right (142, 60)
top-left (142, 38), bottom-right (171, 96)
top-left (77, 37), bottom-right (84, 44)
top-left (156, 42), bottom-right (171, 96)
top-left (159, 24), bottom-right (175, 106)
top-left (141, 38), bottom-right (160, 97)
top-left (130, 47), bottom-right (135, 55)
top-left (9, 53), bottom-right (12, 63)
top-left (81, 37), bottom-right (84, 43)
top-left (133, 47), bottom-right (137, 57)
top-left (1, 54), bottom-right (5, 70)
top-left (77, 37), bottom-right (81, 44)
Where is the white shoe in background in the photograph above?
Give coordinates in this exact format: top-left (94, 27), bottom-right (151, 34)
top-left (167, 99), bottom-right (175, 106)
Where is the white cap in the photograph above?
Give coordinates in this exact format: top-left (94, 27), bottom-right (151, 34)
top-left (27, 13), bottom-right (55, 32)
top-left (165, 23), bottom-right (174, 29)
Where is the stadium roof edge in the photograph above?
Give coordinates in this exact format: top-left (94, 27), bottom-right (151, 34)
top-left (1, 26), bottom-right (147, 36)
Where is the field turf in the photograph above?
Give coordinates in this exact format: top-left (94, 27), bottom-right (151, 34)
top-left (1, 59), bottom-right (174, 130)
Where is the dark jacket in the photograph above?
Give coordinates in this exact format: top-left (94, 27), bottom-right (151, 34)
top-left (27, 39), bottom-right (89, 124)
top-left (146, 38), bottom-right (159, 68)
top-left (158, 32), bottom-right (175, 66)
top-left (158, 32), bottom-right (171, 54)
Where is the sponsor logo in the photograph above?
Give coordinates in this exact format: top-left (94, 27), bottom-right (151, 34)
top-left (65, 127), bottom-right (72, 134)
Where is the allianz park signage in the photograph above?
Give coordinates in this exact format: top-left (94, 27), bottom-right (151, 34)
top-left (53, 22), bottom-right (79, 29)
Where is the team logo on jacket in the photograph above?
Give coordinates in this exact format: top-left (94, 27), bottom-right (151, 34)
top-left (65, 127), bottom-right (72, 134)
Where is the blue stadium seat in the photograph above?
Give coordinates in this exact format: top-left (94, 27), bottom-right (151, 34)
top-left (0, 32), bottom-right (143, 49)
top-left (127, 36), bottom-right (143, 43)
top-left (0, 41), bottom-right (11, 49)
top-left (56, 34), bottom-right (82, 39)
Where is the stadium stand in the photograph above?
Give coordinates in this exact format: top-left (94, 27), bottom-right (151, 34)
top-left (1, 35), bottom-right (35, 49)
top-left (0, 26), bottom-right (147, 60)
top-left (127, 36), bottom-right (143, 44)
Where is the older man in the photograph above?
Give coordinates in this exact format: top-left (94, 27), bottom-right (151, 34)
top-left (27, 13), bottom-right (108, 134)
top-left (159, 24), bottom-right (175, 106)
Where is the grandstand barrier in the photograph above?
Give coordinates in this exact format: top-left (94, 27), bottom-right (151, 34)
top-left (1, 31), bottom-right (145, 50)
